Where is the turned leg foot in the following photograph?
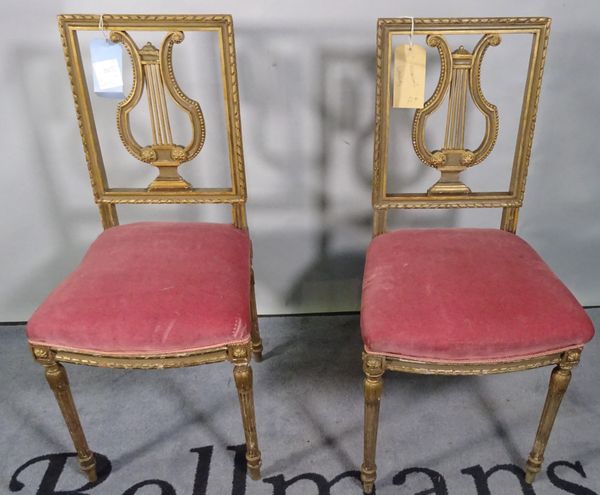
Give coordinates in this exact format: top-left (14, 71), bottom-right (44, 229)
top-left (361, 354), bottom-right (385, 494)
top-left (230, 345), bottom-right (262, 480)
top-left (525, 350), bottom-right (580, 483)
top-left (34, 348), bottom-right (97, 482)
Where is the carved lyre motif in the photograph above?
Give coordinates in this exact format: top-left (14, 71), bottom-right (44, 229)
top-left (412, 34), bottom-right (501, 195)
top-left (109, 30), bottom-right (206, 191)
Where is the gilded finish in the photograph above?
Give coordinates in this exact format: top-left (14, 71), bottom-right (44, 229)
top-left (412, 34), bottom-right (500, 195)
top-left (31, 14), bottom-right (263, 481)
top-left (382, 350), bottom-right (569, 376)
top-left (31, 338), bottom-right (263, 480)
top-left (361, 354), bottom-right (385, 495)
top-left (34, 344), bottom-right (231, 370)
top-left (360, 347), bottom-right (583, 491)
top-left (58, 15), bottom-right (248, 228)
top-left (229, 344), bottom-right (262, 480)
top-left (33, 348), bottom-right (97, 482)
top-left (109, 30), bottom-right (206, 191)
top-left (371, 17), bottom-right (551, 236)
top-left (362, 18), bottom-right (585, 493)
top-left (525, 349), bottom-right (580, 483)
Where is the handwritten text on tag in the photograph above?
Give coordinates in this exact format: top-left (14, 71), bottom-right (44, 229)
top-left (90, 38), bottom-right (124, 98)
top-left (92, 59), bottom-right (122, 91)
top-left (393, 44), bottom-right (426, 109)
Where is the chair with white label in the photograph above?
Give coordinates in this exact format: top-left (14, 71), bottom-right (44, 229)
top-left (27, 14), bottom-right (263, 481)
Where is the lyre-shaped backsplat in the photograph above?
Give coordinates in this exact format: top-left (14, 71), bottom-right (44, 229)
top-left (412, 34), bottom-right (501, 195)
top-left (109, 30), bottom-right (206, 191)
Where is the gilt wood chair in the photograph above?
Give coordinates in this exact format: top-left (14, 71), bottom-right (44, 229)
top-left (27, 14), bottom-right (263, 482)
top-left (360, 17), bottom-right (595, 493)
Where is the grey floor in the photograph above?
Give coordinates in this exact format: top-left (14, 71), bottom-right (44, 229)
top-left (1, 311), bottom-right (599, 495)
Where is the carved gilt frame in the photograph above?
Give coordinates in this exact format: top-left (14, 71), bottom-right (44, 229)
top-left (371, 17), bottom-right (551, 235)
top-left (58, 14), bottom-right (249, 230)
top-left (361, 17), bottom-right (588, 494)
top-left (31, 15), bottom-right (263, 482)
top-left (53, 12), bottom-right (263, 375)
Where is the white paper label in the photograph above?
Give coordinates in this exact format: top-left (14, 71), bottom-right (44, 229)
top-left (92, 59), bottom-right (122, 90)
top-left (90, 38), bottom-right (124, 98)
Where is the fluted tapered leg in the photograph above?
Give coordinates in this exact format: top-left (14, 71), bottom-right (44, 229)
top-left (250, 269), bottom-right (263, 362)
top-left (230, 344), bottom-right (262, 480)
top-left (525, 350), bottom-right (580, 484)
top-left (36, 349), bottom-right (97, 482)
top-left (361, 354), bottom-right (385, 494)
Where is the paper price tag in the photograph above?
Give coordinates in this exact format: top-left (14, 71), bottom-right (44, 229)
top-left (90, 38), bottom-right (124, 98)
top-left (392, 44), bottom-right (426, 109)
top-left (93, 59), bottom-right (122, 90)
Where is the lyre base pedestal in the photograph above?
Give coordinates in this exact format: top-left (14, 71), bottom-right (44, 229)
top-left (427, 180), bottom-right (472, 195)
top-left (147, 164), bottom-right (192, 191)
top-left (427, 167), bottom-right (472, 196)
top-left (148, 176), bottom-right (192, 191)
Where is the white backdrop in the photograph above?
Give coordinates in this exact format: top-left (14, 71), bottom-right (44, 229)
top-left (1, 0), bottom-right (599, 321)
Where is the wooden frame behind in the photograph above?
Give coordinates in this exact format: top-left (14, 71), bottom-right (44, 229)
top-left (371, 17), bottom-right (551, 234)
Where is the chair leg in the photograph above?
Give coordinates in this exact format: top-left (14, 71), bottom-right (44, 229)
top-left (230, 345), bottom-right (262, 480)
top-left (250, 269), bottom-right (263, 362)
top-left (34, 349), bottom-right (97, 482)
top-left (361, 354), bottom-right (385, 494)
top-left (525, 350), bottom-right (580, 484)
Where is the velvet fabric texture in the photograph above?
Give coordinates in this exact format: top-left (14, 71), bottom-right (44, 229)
top-left (27, 222), bottom-right (252, 354)
top-left (361, 229), bottom-right (595, 362)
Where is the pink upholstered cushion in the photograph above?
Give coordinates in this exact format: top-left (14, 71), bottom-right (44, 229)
top-left (361, 229), bottom-right (594, 362)
top-left (27, 222), bottom-right (252, 354)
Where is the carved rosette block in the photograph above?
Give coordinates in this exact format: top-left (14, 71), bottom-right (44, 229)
top-left (32, 346), bottom-right (55, 365)
top-left (559, 348), bottom-right (581, 370)
top-left (228, 343), bottom-right (252, 365)
top-left (109, 30), bottom-right (206, 191)
top-left (412, 34), bottom-right (501, 195)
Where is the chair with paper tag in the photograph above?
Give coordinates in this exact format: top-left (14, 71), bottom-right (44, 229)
top-left (359, 17), bottom-right (594, 493)
top-left (27, 15), bottom-right (264, 482)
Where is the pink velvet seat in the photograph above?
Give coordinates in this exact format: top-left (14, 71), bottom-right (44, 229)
top-left (28, 222), bottom-right (252, 355)
top-left (361, 228), bottom-right (594, 362)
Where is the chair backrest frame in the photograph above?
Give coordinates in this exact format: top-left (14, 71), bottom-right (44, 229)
top-left (371, 17), bottom-right (551, 236)
top-left (58, 14), bottom-right (248, 230)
